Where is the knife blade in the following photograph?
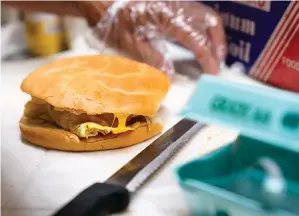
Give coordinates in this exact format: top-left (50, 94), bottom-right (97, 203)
top-left (52, 118), bottom-right (204, 216)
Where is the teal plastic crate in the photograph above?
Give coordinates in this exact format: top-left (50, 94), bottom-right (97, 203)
top-left (176, 75), bottom-right (299, 216)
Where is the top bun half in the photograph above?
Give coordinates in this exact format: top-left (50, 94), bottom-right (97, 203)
top-left (21, 55), bottom-right (170, 116)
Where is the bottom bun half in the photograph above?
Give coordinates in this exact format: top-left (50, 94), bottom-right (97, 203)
top-left (19, 116), bottom-right (163, 151)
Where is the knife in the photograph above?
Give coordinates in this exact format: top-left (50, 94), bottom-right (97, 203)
top-left (52, 118), bottom-right (204, 216)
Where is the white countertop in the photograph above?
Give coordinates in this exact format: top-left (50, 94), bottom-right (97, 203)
top-left (1, 29), bottom-right (260, 216)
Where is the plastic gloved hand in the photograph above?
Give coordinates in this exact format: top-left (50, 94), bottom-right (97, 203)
top-left (75, 1), bottom-right (226, 75)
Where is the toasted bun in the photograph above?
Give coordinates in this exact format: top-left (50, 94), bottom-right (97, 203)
top-left (21, 55), bottom-right (170, 116)
top-left (19, 116), bottom-right (162, 151)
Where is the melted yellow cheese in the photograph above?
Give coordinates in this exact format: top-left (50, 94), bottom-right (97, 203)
top-left (113, 113), bottom-right (130, 134)
top-left (71, 121), bottom-right (140, 138)
top-left (71, 113), bottom-right (140, 138)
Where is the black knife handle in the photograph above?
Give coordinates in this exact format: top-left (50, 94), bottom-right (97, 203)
top-left (52, 183), bottom-right (130, 216)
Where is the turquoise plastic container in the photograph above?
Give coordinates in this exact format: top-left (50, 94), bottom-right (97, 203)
top-left (175, 75), bottom-right (299, 216)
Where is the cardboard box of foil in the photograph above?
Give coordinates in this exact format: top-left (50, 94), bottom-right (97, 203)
top-left (202, 1), bottom-right (299, 93)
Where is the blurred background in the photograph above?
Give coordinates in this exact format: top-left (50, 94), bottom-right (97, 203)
top-left (1, 5), bottom-right (89, 61)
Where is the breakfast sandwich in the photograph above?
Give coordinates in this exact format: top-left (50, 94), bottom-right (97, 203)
top-left (19, 55), bottom-right (170, 151)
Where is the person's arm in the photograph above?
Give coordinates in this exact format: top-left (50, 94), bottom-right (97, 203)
top-left (2, 1), bottom-right (113, 25)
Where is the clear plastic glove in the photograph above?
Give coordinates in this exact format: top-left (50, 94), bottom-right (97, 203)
top-left (76, 1), bottom-right (227, 76)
